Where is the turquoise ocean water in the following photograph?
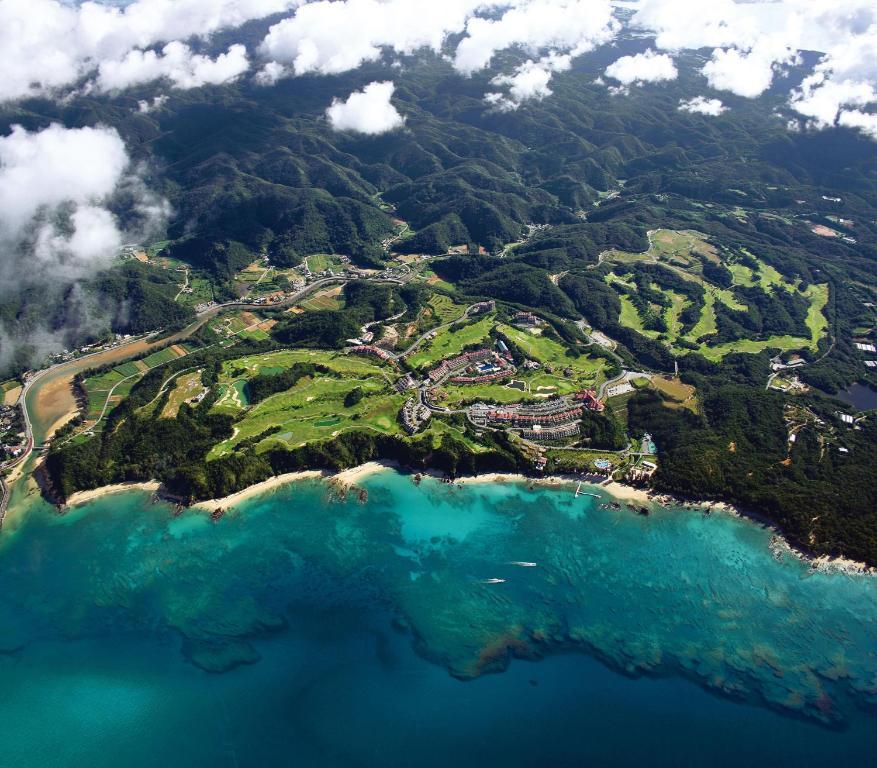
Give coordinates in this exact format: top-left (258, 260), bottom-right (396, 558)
top-left (1, 470), bottom-right (876, 766)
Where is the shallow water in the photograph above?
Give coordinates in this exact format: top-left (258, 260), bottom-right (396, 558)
top-left (1, 470), bottom-right (876, 766)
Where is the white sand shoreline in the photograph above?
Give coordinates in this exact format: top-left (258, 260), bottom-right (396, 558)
top-left (65, 481), bottom-right (162, 507)
top-left (57, 462), bottom-right (874, 575)
top-left (191, 470), bottom-right (326, 510)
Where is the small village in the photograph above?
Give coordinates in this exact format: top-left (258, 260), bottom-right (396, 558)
top-left (0, 403), bottom-right (27, 464)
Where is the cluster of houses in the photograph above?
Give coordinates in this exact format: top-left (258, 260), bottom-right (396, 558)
top-left (0, 405), bottom-right (26, 462)
top-left (400, 397), bottom-right (431, 434)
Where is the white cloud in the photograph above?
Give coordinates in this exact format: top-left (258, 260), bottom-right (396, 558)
top-left (260, 0), bottom-right (493, 77)
top-left (0, 0), bottom-right (301, 101)
top-left (838, 109), bottom-right (877, 139)
top-left (97, 42), bottom-right (250, 92)
top-left (788, 27), bottom-right (877, 137)
top-left (486, 52), bottom-right (571, 111)
top-left (137, 95), bottom-right (169, 113)
top-left (630, 0), bottom-right (877, 139)
top-left (258, 0), bottom-right (615, 86)
top-left (453, 0), bottom-right (617, 75)
top-left (255, 61), bottom-right (288, 86)
top-left (701, 46), bottom-right (788, 99)
top-left (326, 81), bottom-right (405, 135)
top-left (0, 123), bottom-right (167, 284)
top-left (678, 96), bottom-right (726, 116)
top-left (605, 49), bottom-right (677, 87)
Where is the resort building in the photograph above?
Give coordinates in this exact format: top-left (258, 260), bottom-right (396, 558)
top-left (349, 345), bottom-right (396, 364)
top-left (400, 397), bottom-right (431, 434)
top-left (427, 349), bottom-right (513, 384)
top-left (573, 389), bottom-right (605, 412)
top-left (512, 311), bottom-right (541, 327)
top-left (520, 423), bottom-right (581, 442)
top-left (468, 300), bottom-right (496, 315)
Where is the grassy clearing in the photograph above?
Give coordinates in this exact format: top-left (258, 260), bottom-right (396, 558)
top-left (699, 335), bottom-right (811, 362)
top-left (544, 448), bottom-right (626, 473)
top-left (498, 324), bottom-right (602, 376)
top-left (728, 251), bottom-right (796, 294)
top-left (618, 295), bottom-right (657, 338)
top-left (161, 371), bottom-right (204, 418)
top-left (663, 290), bottom-right (689, 341)
top-left (306, 253), bottom-right (345, 273)
top-left (208, 375), bottom-right (404, 459)
top-left (603, 229), bottom-right (719, 267)
top-left (804, 283), bottom-right (830, 349)
top-left (684, 291), bottom-right (717, 342)
top-left (221, 349), bottom-right (391, 381)
top-left (649, 376), bottom-right (698, 413)
top-left (407, 316), bottom-right (494, 370)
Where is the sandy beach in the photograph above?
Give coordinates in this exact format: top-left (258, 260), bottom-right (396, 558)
top-left (65, 481), bottom-right (162, 507)
top-left (600, 481), bottom-right (653, 504)
top-left (332, 461), bottom-right (398, 486)
top-left (191, 470), bottom-right (326, 510)
top-left (453, 472), bottom-right (654, 503)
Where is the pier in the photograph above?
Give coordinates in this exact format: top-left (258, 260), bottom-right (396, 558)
top-left (575, 482), bottom-right (600, 499)
top-left (0, 478), bottom-right (9, 530)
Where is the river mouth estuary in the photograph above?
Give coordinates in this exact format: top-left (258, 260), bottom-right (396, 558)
top-left (1, 469), bottom-right (876, 766)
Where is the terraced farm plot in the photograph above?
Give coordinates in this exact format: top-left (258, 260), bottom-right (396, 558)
top-left (407, 316), bottom-right (494, 370)
top-left (300, 286), bottom-right (344, 311)
top-left (236, 262), bottom-right (269, 283)
top-left (80, 345), bottom-right (191, 427)
top-left (114, 362), bottom-right (142, 378)
top-left (426, 294), bottom-right (468, 323)
top-left (241, 329), bottom-right (271, 341)
top-left (143, 347), bottom-right (184, 368)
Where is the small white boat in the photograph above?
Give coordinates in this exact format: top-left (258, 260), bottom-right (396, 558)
top-left (482, 578), bottom-right (507, 584)
top-left (507, 561), bottom-right (538, 567)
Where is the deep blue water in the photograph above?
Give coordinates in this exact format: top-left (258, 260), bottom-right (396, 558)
top-left (1, 471), bottom-right (876, 766)
top-left (836, 382), bottom-right (877, 411)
